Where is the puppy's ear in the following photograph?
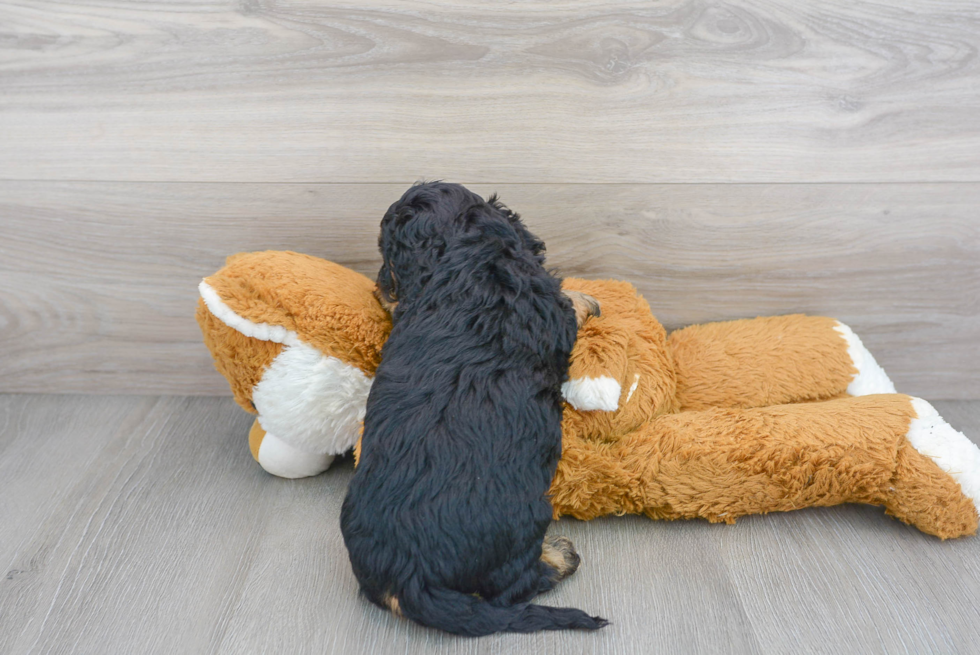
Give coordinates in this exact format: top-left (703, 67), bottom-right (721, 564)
top-left (488, 194), bottom-right (546, 259)
top-left (375, 257), bottom-right (398, 304)
top-left (378, 203), bottom-right (449, 302)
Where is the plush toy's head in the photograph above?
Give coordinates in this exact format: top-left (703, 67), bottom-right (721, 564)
top-left (197, 251), bottom-right (390, 476)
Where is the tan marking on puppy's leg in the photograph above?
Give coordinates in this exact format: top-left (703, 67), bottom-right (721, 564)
top-left (373, 286), bottom-right (398, 315)
top-left (541, 534), bottom-right (581, 581)
top-left (382, 593), bottom-right (404, 618)
top-left (563, 291), bottom-right (601, 327)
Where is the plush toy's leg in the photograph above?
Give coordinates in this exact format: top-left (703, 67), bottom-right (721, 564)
top-left (894, 399), bottom-right (980, 527)
top-left (831, 322), bottom-right (896, 396)
top-left (552, 395), bottom-right (980, 539)
top-left (668, 315), bottom-right (895, 411)
top-left (247, 419), bottom-right (335, 479)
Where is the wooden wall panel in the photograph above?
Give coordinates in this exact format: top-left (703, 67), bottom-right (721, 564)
top-left (1, 1), bottom-right (979, 183)
top-left (1, 181), bottom-right (976, 397)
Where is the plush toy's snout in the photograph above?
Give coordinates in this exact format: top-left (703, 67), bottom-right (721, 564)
top-left (247, 419), bottom-right (335, 478)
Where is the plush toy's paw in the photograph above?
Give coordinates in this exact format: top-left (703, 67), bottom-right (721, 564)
top-left (833, 322), bottom-right (896, 395)
top-left (907, 398), bottom-right (980, 510)
top-left (248, 419), bottom-right (335, 479)
top-left (884, 399), bottom-right (980, 539)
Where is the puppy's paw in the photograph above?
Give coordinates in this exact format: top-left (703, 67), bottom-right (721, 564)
top-left (563, 291), bottom-right (601, 327)
top-left (541, 534), bottom-right (581, 582)
top-left (381, 593), bottom-right (404, 618)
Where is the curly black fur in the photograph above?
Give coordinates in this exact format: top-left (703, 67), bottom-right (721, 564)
top-left (340, 182), bottom-right (608, 636)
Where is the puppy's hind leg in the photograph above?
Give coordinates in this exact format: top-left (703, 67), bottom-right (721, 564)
top-left (538, 534), bottom-right (581, 593)
top-left (484, 535), bottom-right (582, 607)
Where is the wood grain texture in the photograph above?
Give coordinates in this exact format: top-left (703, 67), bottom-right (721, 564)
top-left (1, 394), bottom-right (978, 654)
top-left (1, 181), bottom-right (977, 397)
top-left (1, 1), bottom-right (979, 183)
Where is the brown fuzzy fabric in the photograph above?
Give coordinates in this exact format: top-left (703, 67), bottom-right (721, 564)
top-left (199, 254), bottom-right (978, 539)
top-left (554, 394), bottom-right (977, 539)
top-left (248, 419), bottom-right (266, 462)
top-left (669, 315), bottom-right (856, 411)
top-left (197, 304), bottom-right (283, 413)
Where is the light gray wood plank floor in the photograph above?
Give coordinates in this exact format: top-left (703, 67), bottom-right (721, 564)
top-left (2, 394), bottom-right (979, 654)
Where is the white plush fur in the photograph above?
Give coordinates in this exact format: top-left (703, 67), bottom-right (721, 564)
top-left (257, 429), bottom-right (336, 479)
top-left (252, 342), bottom-right (373, 455)
top-left (562, 376), bottom-right (622, 412)
top-left (199, 280), bottom-right (299, 346)
top-left (907, 398), bottom-right (980, 510)
top-left (833, 321), bottom-right (896, 395)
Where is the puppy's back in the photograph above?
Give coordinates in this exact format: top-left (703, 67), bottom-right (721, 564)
top-left (341, 185), bottom-right (606, 635)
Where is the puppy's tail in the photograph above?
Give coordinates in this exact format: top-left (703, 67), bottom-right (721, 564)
top-left (392, 584), bottom-right (608, 636)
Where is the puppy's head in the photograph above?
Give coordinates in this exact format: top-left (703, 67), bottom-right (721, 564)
top-left (376, 182), bottom-right (544, 307)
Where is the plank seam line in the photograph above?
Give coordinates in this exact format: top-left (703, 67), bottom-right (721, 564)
top-left (2, 180), bottom-right (979, 186)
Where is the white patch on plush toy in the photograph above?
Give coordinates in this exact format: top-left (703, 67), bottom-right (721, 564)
top-left (562, 376), bottom-right (621, 412)
top-left (199, 280), bottom-right (299, 346)
top-left (626, 374), bottom-right (641, 403)
top-left (833, 321), bottom-right (896, 395)
top-left (908, 398), bottom-right (980, 510)
top-left (256, 429), bottom-right (336, 479)
top-left (252, 342), bottom-right (373, 455)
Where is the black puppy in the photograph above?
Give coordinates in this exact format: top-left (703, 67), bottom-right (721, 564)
top-left (340, 182), bottom-right (607, 636)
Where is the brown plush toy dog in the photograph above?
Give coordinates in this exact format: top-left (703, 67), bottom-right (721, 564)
top-left (197, 251), bottom-right (980, 539)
